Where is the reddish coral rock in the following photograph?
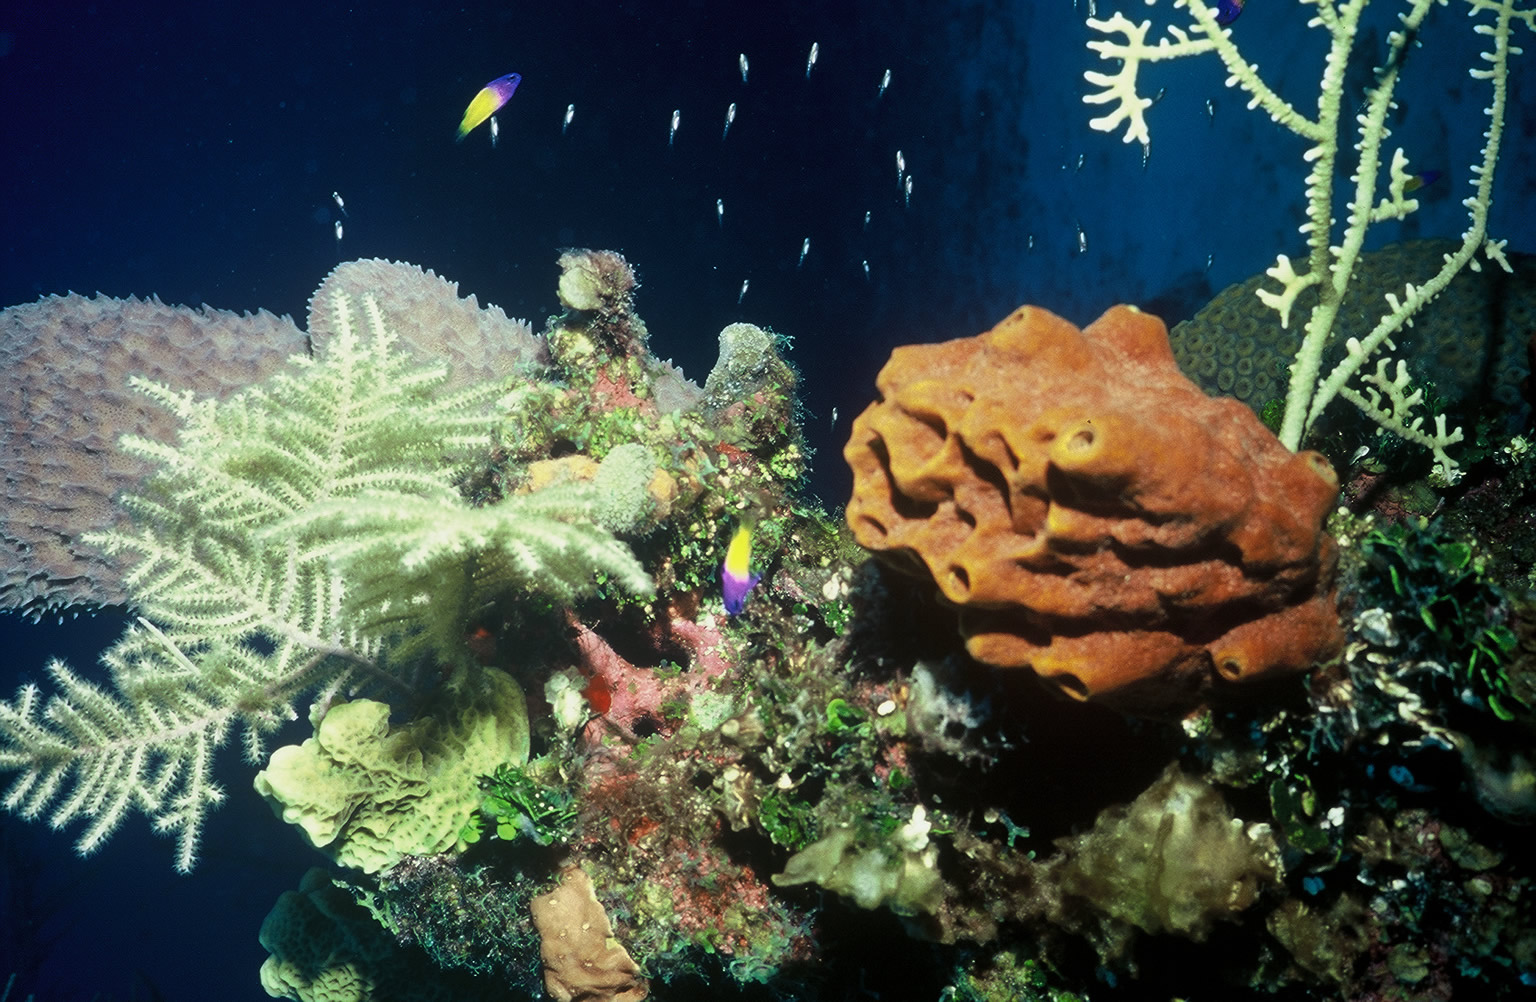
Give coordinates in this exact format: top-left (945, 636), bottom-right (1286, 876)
top-left (844, 304), bottom-right (1342, 712)
top-left (569, 613), bottom-right (733, 745)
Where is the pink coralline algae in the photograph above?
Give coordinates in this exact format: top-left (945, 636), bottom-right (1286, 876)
top-left (570, 609), bottom-right (734, 745)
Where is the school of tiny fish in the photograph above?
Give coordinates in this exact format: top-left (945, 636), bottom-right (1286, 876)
top-left (426, 47), bottom-right (925, 299)
top-left (322, 39), bottom-right (1178, 328)
top-left (301, 29), bottom-right (1260, 616)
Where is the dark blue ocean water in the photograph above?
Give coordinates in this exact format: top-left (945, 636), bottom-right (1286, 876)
top-left (2, 1), bottom-right (1532, 998)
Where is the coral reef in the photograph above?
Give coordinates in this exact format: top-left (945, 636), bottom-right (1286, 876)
top-left (259, 867), bottom-right (400, 1002)
top-left (259, 867), bottom-right (498, 1002)
top-left (0, 260), bottom-right (541, 619)
top-left (364, 853), bottom-right (544, 986)
top-left (844, 303), bottom-right (1343, 712)
top-left (1170, 240), bottom-right (1536, 436)
top-left (1044, 764), bottom-right (1280, 961)
top-left (0, 282), bottom-right (582, 872)
top-left (8, 243), bottom-right (1536, 1001)
top-left (308, 258), bottom-right (547, 389)
top-left (773, 822), bottom-right (945, 915)
top-left (1085, 0), bottom-right (1535, 479)
top-left (0, 294), bottom-right (304, 614)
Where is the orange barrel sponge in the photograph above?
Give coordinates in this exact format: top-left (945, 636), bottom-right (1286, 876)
top-left (844, 304), bottom-right (1343, 713)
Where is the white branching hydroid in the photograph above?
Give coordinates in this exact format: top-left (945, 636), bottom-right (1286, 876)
top-left (0, 290), bottom-right (651, 871)
top-left (1084, 0), bottom-right (1534, 482)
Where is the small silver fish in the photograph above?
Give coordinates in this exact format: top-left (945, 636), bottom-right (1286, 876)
top-left (1076, 222), bottom-right (1088, 254)
top-left (830, 406), bottom-right (838, 427)
top-left (331, 191), bottom-right (348, 217)
top-left (669, 109), bottom-right (681, 146)
top-left (1206, 98), bottom-right (1216, 124)
top-left (895, 149), bottom-right (905, 181)
top-left (861, 259), bottom-right (870, 280)
top-left (717, 198), bottom-right (725, 227)
top-left (863, 210), bottom-right (871, 231)
top-left (489, 114), bottom-right (499, 148)
top-left (798, 237), bottom-right (810, 267)
top-left (806, 41), bottom-right (819, 78)
top-left (878, 68), bottom-right (891, 99)
top-left (1027, 233), bottom-right (1035, 251)
top-left (739, 53), bottom-right (749, 84)
top-left (563, 103), bottom-right (575, 134)
top-left (904, 174), bottom-right (913, 207)
top-left (737, 279), bottom-right (750, 304)
top-left (334, 220), bottom-right (344, 244)
top-left (723, 102), bottom-right (736, 140)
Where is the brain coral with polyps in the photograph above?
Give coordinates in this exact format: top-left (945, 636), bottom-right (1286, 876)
top-left (844, 304), bottom-right (1343, 712)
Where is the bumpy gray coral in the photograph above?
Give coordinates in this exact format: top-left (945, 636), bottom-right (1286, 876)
top-left (1170, 240), bottom-right (1535, 428)
top-left (703, 323), bottom-right (791, 407)
top-left (309, 258), bottom-right (548, 388)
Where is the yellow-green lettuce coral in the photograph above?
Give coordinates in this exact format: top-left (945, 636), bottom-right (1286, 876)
top-left (254, 666), bottom-right (529, 874)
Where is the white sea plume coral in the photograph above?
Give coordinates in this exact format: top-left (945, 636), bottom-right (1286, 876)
top-left (1084, 12), bottom-right (1184, 147)
top-left (0, 291), bottom-right (475, 871)
top-left (281, 467), bottom-right (656, 666)
top-left (0, 287), bottom-right (647, 872)
top-left (1084, 0), bottom-right (1534, 483)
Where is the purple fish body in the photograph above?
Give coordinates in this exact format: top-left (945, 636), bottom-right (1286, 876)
top-left (484, 72), bottom-right (522, 103)
top-left (1215, 0), bottom-right (1245, 25)
top-left (722, 567), bottom-right (761, 616)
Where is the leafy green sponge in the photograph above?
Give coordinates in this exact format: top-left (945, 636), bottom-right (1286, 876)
top-left (255, 666), bottom-right (529, 874)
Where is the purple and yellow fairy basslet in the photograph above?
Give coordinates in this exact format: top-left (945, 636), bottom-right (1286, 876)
top-left (456, 73), bottom-right (521, 142)
top-left (721, 523), bottom-right (762, 616)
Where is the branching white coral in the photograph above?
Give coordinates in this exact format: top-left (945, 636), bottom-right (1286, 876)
top-left (1336, 352), bottom-right (1467, 482)
top-left (1084, 0), bottom-right (1534, 480)
top-left (1083, 12), bottom-right (1217, 146)
top-left (0, 289), bottom-right (649, 871)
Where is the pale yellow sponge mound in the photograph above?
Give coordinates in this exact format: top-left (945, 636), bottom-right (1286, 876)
top-left (255, 666), bottom-right (529, 874)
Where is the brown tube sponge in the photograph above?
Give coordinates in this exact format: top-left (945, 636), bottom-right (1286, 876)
top-left (530, 865), bottom-right (648, 1002)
